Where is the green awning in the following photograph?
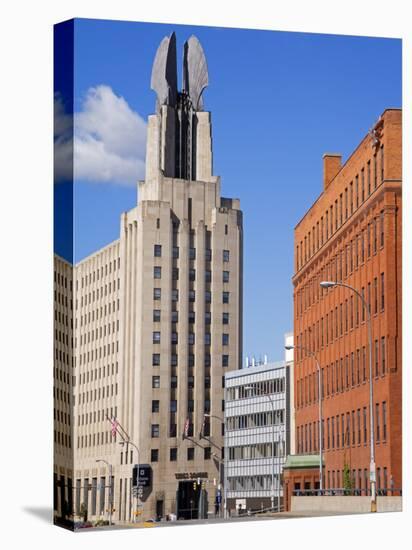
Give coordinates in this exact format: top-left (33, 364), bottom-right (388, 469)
top-left (283, 454), bottom-right (323, 469)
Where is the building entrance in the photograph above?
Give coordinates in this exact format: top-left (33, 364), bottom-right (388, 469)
top-left (176, 480), bottom-right (201, 519)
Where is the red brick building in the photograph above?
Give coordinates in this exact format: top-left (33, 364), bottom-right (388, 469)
top-left (292, 109), bottom-right (402, 496)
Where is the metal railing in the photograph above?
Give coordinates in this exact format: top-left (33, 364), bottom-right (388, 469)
top-left (292, 488), bottom-right (402, 497)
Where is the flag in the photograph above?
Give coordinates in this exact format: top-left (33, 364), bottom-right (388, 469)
top-left (110, 417), bottom-right (119, 437)
top-left (184, 417), bottom-right (190, 438)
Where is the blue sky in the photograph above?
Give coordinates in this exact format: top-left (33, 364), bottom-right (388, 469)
top-left (54, 18), bottom-right (401, 361)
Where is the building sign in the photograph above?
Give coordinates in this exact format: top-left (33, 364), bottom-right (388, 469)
top-left (133, 464), bottom-right (152, 488)
top-left (175, 472), bottom-right (209, 480)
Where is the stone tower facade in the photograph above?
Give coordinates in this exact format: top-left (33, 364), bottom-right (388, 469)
top-left (54, 32), bottom-right (243, 524)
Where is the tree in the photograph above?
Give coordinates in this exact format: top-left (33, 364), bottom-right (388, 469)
top-left (79, 502), bottom-right (88, 522)
top-left (343, 463), bottom-right (353, 495)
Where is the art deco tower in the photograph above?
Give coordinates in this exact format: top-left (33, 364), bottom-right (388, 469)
top-left (117, 33), bottom-right (243, 519)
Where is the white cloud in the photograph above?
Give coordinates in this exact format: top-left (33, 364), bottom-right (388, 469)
top-left (54, 85), bottom-right (147, 185)
top-left (54, 93), bottom-right (73, 182)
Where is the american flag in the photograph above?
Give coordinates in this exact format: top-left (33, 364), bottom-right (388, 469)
top-left (184, 418), bottom-right (190, 438)
top-left (110, 417), bottom-right (119, 437)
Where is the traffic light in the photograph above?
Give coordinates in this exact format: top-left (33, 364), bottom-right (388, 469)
top-left (193, 482), bottom-right (196, 490)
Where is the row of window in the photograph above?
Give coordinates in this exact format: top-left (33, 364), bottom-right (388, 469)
top-left (152, 331), bottom-right (230, 346)
top-left (78, 341), bottom-right (119, 366)
top-left (228, 441), bottom-right (285, 460)
top-left (77, 363), bottom-right (118, 386)
top-left (54, 408), bottom-right (71, 426)
top-left (152, 310), bottom-right (230, 324)
top-left (54, 271), bottom-right (72, 290)
top-left (296, 147), bottom-right (384, 271)
top-left (78, 382), bottom-right (118, 404)
top-left (150, 446), bottom-right (211, 462)
top-left (226, 378), bottom-right (286, 401)
top-left (297, 400), bottom-right (387, 453)
top-left (79, 321), bottom-right (119, 344)
top-left (77, 279), bottom-right (120, 307)
top-left (77, 430), bottom-right (117, 449)
top-left (78, 405), bottom-right (118, 427)
top-left (296, 275), bottom-right (385, 358)
top-left (54, 430), bottom-right (72, 448)
top-left (296, 338), bottom-right (387, 409)
top-left (54, 291), bottom-right (70, 308)
top-left (78, 302), bottom-right (120, 327)
top-left (226, 409), bottom-right (285, 431)
top-left (154, 244), bottom-right (230, 263)
top-left (152, 353), bottom-right (230, 368)
top-left (154, 266), bottom-right (230, 283)
top-left (77, 258), bottom-right (120, 289)
top-left (153, 288), bottom-right (230, 303)
top-left (227, 474), bottom-right (281, 492)
top-left (297, 225), bottom-right (384, 317)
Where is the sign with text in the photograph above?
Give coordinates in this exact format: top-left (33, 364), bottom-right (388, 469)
top-left (175, 472), bottom-right (209, 480)
top-left (132, 464), bottom-right (152, 488)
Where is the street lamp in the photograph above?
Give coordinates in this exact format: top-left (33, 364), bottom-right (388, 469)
top-left (203, 413), bottom-right (225, 518)
top-left (320, 280), bottom-right (376, 512)
top-left (244, 385), bottom-right (278, 511)
top-left (119, 440), bottom-right (141, 521)
top-left (285, 344), bottom-right (324, 492)
top-left (96, 459), bottom-right (113, 526)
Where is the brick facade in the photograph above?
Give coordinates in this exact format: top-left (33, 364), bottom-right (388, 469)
top-left (292, 109), bottom-right (402, 495)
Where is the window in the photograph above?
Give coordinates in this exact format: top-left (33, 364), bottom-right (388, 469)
top-left (189, 268), bottom-right (196, 281)
top-left (154, 266), bottom-right (161, 279)
top-left (374, 277), bottom-right (378, 314)
top-left (367, 160), bottom-right (371, 195)
top-left (171, 332), bottom-right (178, 344)
top-left (173, 246), bottom-right (179, 259)
top-left (376, 403), bottom-right (380, 443)
top-left (223, 271), bottom-right (230, 283)
top-left (222, 312), bottom-right (229, 324)
top-left (151, 449), bottom-right (159, 461)
top-left (381, 273), bottom-right (385, 311)
top-left (154, 244), bottom-right (162, 257)
top-left (170, 400), bottom-right (177, 413)
top-left (222, 334), bottom-right (229, 346)
top-left (171, 376), bottom-right (177, 389)
top-left (152, 376), bottom-right (160, 389)
top-left (188, 333), bottom-right (195, 345)
top-left (375, 340), bottom-right (379, 377)
top-left (189, 290), bottom-right (195, 302)
top-left (153, 288), bottom-right (161, 300)
top-left (189, 311), bottom-right (196, 324)
top-left (152, 400), bottom-right (159, 413)
top-left (380, 211), bottom-right (384, 248)
top-left (171, 310), bottom-right (178, 323)
top-left (187, 447), bottom-right (195, 460)
top-left (151, 425), bottom-right (160, 438)
top-left (382, 401), bottom-right (387, 440)
top-left (204, 333), bottom-right (211, 345)
top-left (380, 145), bottom-right (384, 182)
top-left (205, 270), bottom-right (212, 283)
top-left (153, 331), bottom-right (160, 344)
top-left (170, 448), bottom-right (177, 461)
top-left (223, 250), bottom-right (230, 262)
top-left (205, 291), bottom-right (211, 303)
top-left (172, 289), bottom-right (179, 302)
top-left (363, 407), bottom-right (367, 444)
top-left (204, 447), bottom-right (211, 460)
top-left (152, 353), bottom-right (160, 366)
top-left (172, 268), bottom-right (179, 280)
top-left (189, 248), bottom-right (196, 260)
top-left (225, 224), bottom-right (228, 235)
top-left (381, 337), bottom-right (386, 375)
top-left (171, 354), bottom-right (178, 367)
top-left (153, 310), bottom-right (161, 322)
top-left (223, 291), bottom-right (229, 304)
top-left (156, 218), bottom-right (160, 229)
top-left (222, 354), bottom-right (229, 367)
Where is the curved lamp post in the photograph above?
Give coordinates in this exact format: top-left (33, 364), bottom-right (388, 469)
top-left (119, 440), bottom-right (141, 521)
top-left (320, 280), bottom-right (376, 512)
top-left (285, 344), bottom-right (323, 492)
top-left (203, 413), bottom-right (225, 518)
top-left (96, 459), bottom-right (113, 525)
